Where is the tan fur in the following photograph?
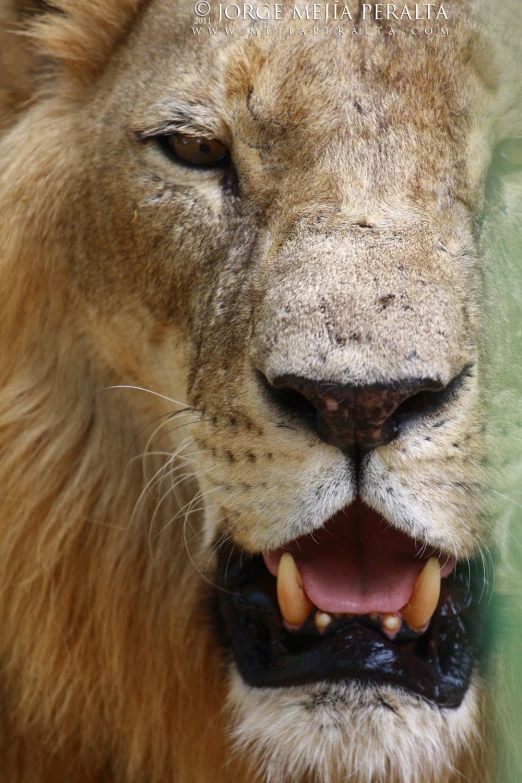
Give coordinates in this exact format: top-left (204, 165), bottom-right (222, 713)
top-left (0, 1), bottom-right (521, 781)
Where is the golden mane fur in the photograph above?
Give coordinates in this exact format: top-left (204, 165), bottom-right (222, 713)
top-left (0, 9), bottom-right (233, 780)
top-left (0, 162), bottom-right (234, 782)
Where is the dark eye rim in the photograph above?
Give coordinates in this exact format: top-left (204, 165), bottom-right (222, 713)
top-left (153, 133), bottom-right (232, 170)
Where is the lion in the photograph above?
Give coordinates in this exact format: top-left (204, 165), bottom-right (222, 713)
top-left (0, 0), bottom-right (521, 781)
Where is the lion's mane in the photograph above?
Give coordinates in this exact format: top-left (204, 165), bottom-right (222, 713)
top-left (0, 6), bottom-right (240, 781)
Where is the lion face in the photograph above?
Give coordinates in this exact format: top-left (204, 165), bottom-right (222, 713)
top-left (71, 6), bottom-right (495, 779)
top-left (2, 0), bottom-right (521, 781)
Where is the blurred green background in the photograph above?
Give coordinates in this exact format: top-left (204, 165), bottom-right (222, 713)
top-left (484, 146), bottom-right (522, 780)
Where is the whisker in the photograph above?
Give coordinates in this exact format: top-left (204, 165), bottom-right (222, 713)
top-left (151, 466), bottom-right (221, 542)
top-left (181, 487), bottom-right (241, 595)
top-left (150, 418), bottom-right (201, 449)
top-left (127, 437), bottom-right (203, 532)
top-left (97, 384), bottom-right (190, 408)
top-left (488, 488), bottom-right (522, 509)
top-left (127, 407), bottom-right (198, 457)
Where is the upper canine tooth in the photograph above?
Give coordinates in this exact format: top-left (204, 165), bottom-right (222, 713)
top-left (277, 552), bottom-right (314, 626)
top-left (401, 557), bottom-right (441, 631)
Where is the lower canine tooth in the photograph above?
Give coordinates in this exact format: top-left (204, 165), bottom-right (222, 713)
top-left (401, 557), bottom-right (441, 631)
top-left (277, 552), bottom-right (314, 626)
top-left (315, 612), bottom-right (333, 630)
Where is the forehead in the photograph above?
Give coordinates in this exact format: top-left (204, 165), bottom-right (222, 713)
top-left (119, 0), bottom-right (501, 213)
top-left (125, 0), bottom-right (497, 129)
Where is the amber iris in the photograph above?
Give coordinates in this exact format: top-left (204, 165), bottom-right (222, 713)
top-left (496, 138), bottom-right (522, 168)
top-left (168, 133), bottom-right (228, 166)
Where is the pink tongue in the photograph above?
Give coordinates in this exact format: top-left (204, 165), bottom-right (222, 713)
top-left (264, 503), bottom-right (455, 615)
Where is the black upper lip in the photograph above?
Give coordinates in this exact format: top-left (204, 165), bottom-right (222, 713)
top-left (214, 542), bottom-right (489, 708)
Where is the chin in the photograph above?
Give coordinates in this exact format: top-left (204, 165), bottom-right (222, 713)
top-left (212, 500), bottom-right (488, 783)
top-left (226, 672), bottom-right (483, 783)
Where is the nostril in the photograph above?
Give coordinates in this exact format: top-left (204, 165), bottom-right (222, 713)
top-left (391, 369), bottom-right (472, 428)
top-left (257, 371), bottom-right (320, 431)
top-left (257, 366), bottom-right (473, 453)
top-left (393, 388), bottom-right (442, 420)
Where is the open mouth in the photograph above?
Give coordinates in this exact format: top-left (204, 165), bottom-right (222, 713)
top-left (215, 501), bottom-right (487, 708)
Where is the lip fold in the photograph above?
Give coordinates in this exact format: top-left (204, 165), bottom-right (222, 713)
top-left (214, 502), bottom-right (488, 708)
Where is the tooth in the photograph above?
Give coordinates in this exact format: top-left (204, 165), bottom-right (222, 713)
top-left (369, 611), bottom-right (380, 620)
top-left (401, 557), bottom-right (441, 631)
top-left (382, 613), bottom-right (401, 633)
top-left (315, 612), bottom-right (333, 630)
top-left (277, 552), bottom-right (314, 626)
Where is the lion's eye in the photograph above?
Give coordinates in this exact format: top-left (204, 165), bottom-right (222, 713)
top-left (165, 133), bottom-right (229, 167)
top-left (494, 139), bottom-right (522, 171)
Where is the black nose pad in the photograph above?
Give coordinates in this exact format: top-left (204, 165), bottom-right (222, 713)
top-left (264, 374), bottom-right (448, 452)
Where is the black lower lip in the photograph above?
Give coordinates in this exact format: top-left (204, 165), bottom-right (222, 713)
top-left (214, 546), bottom-right (488, 708)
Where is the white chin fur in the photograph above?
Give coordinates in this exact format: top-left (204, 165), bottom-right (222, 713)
top-left (226, 668), bottom-right (481, 783)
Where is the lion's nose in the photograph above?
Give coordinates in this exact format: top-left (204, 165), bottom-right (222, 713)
top-left (264, 374), bottom-right (447, 452)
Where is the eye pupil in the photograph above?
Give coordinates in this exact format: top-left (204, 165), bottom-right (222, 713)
top-left (166, 133), bottom-right (229, 167)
